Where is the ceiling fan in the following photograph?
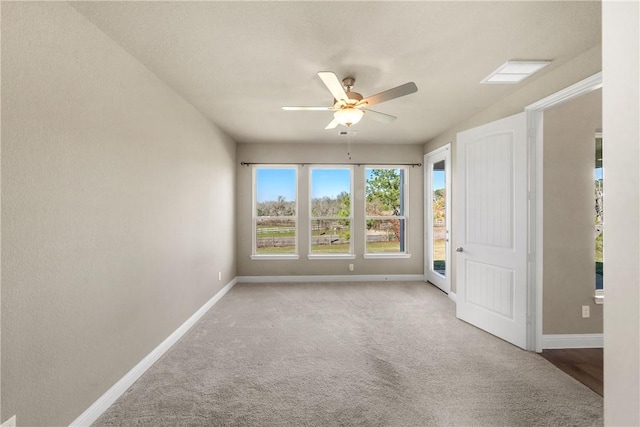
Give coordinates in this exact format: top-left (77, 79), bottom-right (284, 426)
top-left (282, 72), bottom-right (418, 129)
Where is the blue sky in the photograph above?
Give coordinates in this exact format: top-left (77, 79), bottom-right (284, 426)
top-left (595, 167), bottom-right (603, 180)
top-left (311, 169), bottom-right (350, 199)
top-left (433, 170), bottom-right (445, 191)
top-left (256, 168), bottom-right (296, 202)
top-left (257, 168), bottom-right (351, 202)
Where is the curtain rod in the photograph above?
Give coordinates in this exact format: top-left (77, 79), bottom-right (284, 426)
top-left (240, 162), bottom-right (422, 167)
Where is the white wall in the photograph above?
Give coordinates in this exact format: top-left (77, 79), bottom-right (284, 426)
top-left (236, 143), bottom-right (424, 277)
top-left (603, 1), bottom-right (640, 424)
top-left (1, 3), bottom-right (236, 425)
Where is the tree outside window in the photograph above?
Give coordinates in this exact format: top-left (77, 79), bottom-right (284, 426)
top-left (365, 167), bottom-right (407, 254)
top-left (310, 168), bottom-right (353, 255)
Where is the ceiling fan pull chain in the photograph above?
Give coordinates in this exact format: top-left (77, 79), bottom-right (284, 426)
top-left (347, 133), bottom-right (352, 160)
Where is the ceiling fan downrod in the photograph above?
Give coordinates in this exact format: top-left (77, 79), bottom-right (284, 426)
top-left (341, 77), bottom-right (363, 102)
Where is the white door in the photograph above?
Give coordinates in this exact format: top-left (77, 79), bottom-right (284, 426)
top-left (424, 145), bottom-right (451, 293)
top-left (455, 112), bottom-right (528, 349)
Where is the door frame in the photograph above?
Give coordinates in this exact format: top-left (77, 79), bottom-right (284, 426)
top-left (525, 72), bottom-right (603, 352)
top-left (424, 144), bottom-right (452, 293)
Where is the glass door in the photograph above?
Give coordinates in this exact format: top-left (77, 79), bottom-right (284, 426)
top-left (424, 145), bottom-right (451, 293)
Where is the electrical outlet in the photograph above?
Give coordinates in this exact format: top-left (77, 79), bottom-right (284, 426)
top-left (349, 263), bottom-right (354, 272)
top-left (1, 415), bottom-right (17, 427)
top-left (582, 305), bottom-right (590, 318)
top-left (218, 271), bottom-right (222, 281)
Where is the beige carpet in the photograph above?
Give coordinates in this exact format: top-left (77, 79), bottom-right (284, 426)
top-left (95, 281), bottom-right (603, 426)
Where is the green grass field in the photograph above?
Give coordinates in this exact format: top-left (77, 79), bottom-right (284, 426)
top-left (258, 240), bottom-right (408, 254)
top-left (311, 243), bottom-right (351, 253)
top-left (257, 229), bottom-right (295, 238)
top-left (257, 236), bottom-right (449, 258)
top-left (256, 246), bottom-right (297, 254)
top-left (365, 241), bottom-right (401, 253)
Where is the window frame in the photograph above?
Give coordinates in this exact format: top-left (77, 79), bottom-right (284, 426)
top-left (251, 165), bottom-right (299, 260)
top-left (308, 165), bottom-right (355, 260)
top-left (363, 165), bottom-right (411, 259)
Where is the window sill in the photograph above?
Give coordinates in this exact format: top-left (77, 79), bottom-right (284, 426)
top-left (363, 253), bottom-right (411, 259)
top-left (594, 289), bottom-right (604, 305)
top-left (250, 254), bottom-right (300, 261)
top-left (307, 254), bottom-right (356, 260)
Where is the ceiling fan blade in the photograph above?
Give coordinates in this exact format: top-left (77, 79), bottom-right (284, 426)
top-left (318, 72), bottom-right (349, 102)
top-left (324, 118), bottom-right (340, 129)
top-left (358, 82), bottom-right (418, 107)
top-left (362, 109), bottom-right (397, 123)
top-left (282, 106), bottom-right (333, 111)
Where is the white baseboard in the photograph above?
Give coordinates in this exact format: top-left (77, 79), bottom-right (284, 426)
top-left (542, 333), bottom-right (603, 349)
top-left (236, 274), bottom-right (426, 283)
top-left (448, 291), bottom-right (457, 303)
top-left (69, 278), bottom-right (237, 427)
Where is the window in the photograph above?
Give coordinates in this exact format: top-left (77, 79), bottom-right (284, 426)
top-left (253, 166), bottom-right (298, 259)
top-left (595, 133), bottom-right (604, 300)
top-left (309, 167), bottom-right (353, 257)
top-left (365, 167), bottom-right (408, 257)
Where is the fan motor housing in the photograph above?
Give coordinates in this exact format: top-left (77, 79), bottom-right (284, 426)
top-left (346, 91), bottom-right (363, 101)
top-left (341, 77), bottom-right (363, 102)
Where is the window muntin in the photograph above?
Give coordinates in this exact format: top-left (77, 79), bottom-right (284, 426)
top-left (365, 167), bottom-right (407, 254)
top-left (310, 167), bottom-right (353, 255)
top-left (253, 167), bottom-right (297, 256)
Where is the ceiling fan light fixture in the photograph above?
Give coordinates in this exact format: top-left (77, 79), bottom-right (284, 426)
top-left (334, 108), bottom-right (364, 127)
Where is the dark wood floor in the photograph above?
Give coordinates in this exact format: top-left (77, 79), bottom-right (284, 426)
top-left (540, 348), bottom-right (603, 396)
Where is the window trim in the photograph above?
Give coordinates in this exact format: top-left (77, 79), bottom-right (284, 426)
top-left (252, 165), bottom-right (299, 258)
top-left (308, 165), bottom-right (354, 259)
top-left (364, 165), bottom-right (409, 258)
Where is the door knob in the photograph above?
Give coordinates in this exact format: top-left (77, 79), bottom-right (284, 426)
top-left (456, 247), bottom-right (464, 253)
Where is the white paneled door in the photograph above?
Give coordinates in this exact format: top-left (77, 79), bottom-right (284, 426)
top-left (456, 112), bottom-right (528, 349)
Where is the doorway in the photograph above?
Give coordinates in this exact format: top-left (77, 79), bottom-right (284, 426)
top-left (526, 72), bottom-right (603, 351)
top-left (424, 144), bottom-right (451, 294)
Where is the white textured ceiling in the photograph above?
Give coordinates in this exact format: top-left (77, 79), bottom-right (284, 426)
top-left (70, 1), bottom-right (601, 145)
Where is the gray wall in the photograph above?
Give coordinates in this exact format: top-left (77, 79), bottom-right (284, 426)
top-left (236, 143), bottom-right (424, 277)
top-left (542, 89), bottom-right (603, 334)
top-left (1, 3), bottom-right (236, 425)
top-left (424, 45), bottom-right (602, 294)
